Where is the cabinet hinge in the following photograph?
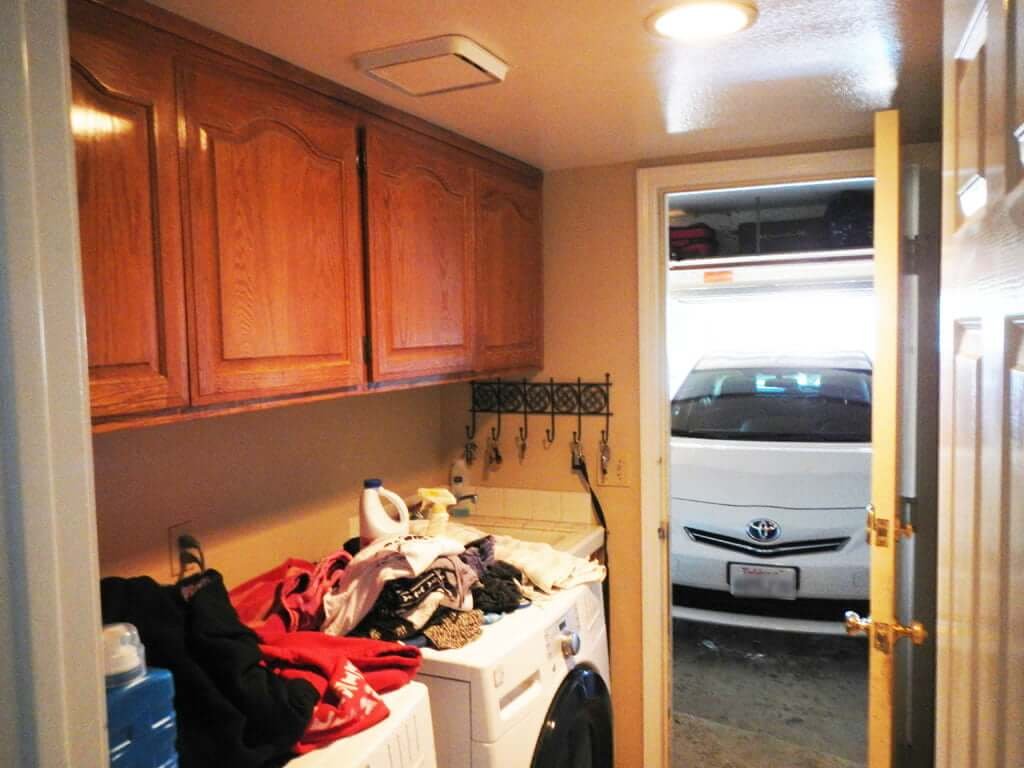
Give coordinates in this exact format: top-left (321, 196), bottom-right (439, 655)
top-left (362, 336), bottom-right (371, 364)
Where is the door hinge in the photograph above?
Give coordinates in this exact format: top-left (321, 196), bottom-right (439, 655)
top-left (362, 336), bottom-right (371, 364)
top-left (865, 503), bottom-right (914, 547)
top-left (657, 522), bottom-right (668, 541)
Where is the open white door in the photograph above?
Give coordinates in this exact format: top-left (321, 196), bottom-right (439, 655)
top-left (936, 1), bottom-right (1024, 765)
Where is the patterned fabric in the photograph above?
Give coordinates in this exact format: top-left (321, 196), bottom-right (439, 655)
top-left (422, 609), bottom-right (484, 650)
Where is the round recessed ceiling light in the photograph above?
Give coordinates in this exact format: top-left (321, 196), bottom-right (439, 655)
top-left (648, 0), bottom-right (758, 42)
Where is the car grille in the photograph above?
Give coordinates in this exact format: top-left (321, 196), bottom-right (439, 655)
top-left (684, 527), bottom-right (850, 558)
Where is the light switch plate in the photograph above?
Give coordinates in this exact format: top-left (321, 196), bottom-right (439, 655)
top-left (598, 453), bottom-right (630, 487)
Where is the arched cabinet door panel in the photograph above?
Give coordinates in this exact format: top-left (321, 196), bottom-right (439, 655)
top-left (179, 59), bottom-right (365, 404)
top-left (474, 169), bottom-right (543, 372)
top-left (365, 124), bottom-right (475, 381)
top-left (68, 4), bottom-right (189, 418)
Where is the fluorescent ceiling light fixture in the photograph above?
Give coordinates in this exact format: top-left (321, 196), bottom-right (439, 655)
top-left (648, 1), bottom-right (758, 42)
top-left (355, 35), bottom-right (508, 96)
top-left (957, 173), bottom-right (988, 217)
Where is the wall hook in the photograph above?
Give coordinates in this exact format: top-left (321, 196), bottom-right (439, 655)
top-left (571, 377), bottom-right (584, 469)
top-left (516, 378), bottom-right (529, 459)
top-left (600, 372), bottom-right (611, 445)
top-left (599, 372), bottom-right (611, 477)
top-left (465, 407), bottom-right (477, 441)
top-left (544, 377), bottom-right (556, 445)
top-left (490, 377), bottom-right (502, 441)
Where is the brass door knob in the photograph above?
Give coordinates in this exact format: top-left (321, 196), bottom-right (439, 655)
top-left (895, 621), bottom-right (928, 646)
top-left (844, 611), bottom-right (929, 649)
top-left (845, 610), bottom-right (872, 636)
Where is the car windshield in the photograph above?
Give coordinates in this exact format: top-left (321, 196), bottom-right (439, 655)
top-left (671, 365), bottom-right (872, 442)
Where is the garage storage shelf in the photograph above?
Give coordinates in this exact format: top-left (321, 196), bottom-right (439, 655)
top-left (667, 177), bottom-right (875, 268)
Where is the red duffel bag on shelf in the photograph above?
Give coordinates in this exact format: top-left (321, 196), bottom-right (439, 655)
top-left (669, 222), bottom-right (718, 260)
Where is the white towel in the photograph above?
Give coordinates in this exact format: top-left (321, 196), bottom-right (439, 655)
top-left (429, 521), bottom-right (606, 594)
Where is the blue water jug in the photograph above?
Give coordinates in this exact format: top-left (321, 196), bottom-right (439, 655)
top-left (103, 623), bottom-right (178, 768)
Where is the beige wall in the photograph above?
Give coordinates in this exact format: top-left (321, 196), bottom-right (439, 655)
top-left (440, 162), bottom-right (644, 767)
top-left (93, 387), bottom-right (447, 587)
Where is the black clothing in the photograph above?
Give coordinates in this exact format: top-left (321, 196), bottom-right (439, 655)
top-left (101, 570), bottom-right (316, 768)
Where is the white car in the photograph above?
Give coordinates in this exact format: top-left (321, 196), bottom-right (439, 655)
top-left (670, 352), bottom-right (872, 634)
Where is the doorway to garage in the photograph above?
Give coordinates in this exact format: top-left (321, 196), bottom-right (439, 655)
top-left (666, 179), bottom-right (877, 768)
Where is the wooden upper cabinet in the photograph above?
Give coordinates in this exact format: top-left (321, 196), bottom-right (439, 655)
top-left (473, 169), bottom-right (543, 371)
top-left (179, 60), bottom-right (365, 404)
top-left (68, 4), bottom-right (189, 418)
top-left (365, 124), bottom-right (475, 381)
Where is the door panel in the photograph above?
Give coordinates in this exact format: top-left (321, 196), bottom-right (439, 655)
top-left (938, 1), bottom-right (1024, 766)
top-left (68, 6), bottom-right (189, 417)
top-left (868, 109), bottom-right (904, 768)
top-left (943, 323), bottom-right (983, 768)
top-left (1013, 1), bottom-right (1024, 179)
top-left (365, 124), bottom-right (475, 381)
top-left (474, 169), bottom-right (543, 371)
top-left (1008, 321), bottom-right (1024, 768)
top-left (180, 60), bottom-right (365, 403)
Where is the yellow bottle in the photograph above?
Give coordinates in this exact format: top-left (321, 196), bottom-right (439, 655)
top-left (418, 487), bottom-right (457, 537)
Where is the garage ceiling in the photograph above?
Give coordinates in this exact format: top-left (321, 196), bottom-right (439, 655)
top-left (146, 0), bottom-right (942, 171)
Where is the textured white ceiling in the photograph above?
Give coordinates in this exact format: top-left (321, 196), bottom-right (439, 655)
top-left (147, 0), bottom-right (942, 170)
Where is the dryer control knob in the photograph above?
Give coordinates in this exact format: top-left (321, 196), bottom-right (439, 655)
top-left (560, 632), bottom-right (581, 657)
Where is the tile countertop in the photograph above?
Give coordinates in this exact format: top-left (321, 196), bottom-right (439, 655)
top-left (410, 486), bottom-right (605, 559)
top-left (450, 514), bottom-right (605, 559)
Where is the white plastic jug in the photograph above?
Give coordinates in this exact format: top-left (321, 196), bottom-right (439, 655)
top-left (359, 478), bottom-right (410, 546)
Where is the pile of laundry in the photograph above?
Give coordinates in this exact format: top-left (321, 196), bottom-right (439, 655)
top-left (100, 528), bottom-right (605, 767)
top-left (101, 567), bottom-right (420, 768)
top-left (232, 528), bottom-right (605, 653)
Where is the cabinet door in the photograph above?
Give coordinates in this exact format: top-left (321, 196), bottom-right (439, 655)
top-left (180, 60), bottom-right (365, 404)
top-left (68, 5), bottom-right (189, 418)
top-left (473, 169), bottom-right (543, 371)
top-left (365, 125), bottom-right (475, 381)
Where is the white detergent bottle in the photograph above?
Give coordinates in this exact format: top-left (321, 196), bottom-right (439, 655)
top-left (359, 478), bottom-right (410, 546)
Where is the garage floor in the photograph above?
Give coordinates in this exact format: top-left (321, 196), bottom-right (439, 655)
top-left (672, 619), bottom-right (867, 768)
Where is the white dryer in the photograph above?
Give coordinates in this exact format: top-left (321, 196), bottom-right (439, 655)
top-left (287, 681), bottom-right (437, 768)
top-left (416, 582), bottom-right (612, 768)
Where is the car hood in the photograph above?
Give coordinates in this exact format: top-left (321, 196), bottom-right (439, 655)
top-left (670, 436), bottom-right (870, 509)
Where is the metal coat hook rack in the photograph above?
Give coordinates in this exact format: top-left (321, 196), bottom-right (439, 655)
top-left (464, 374), bottom-right (613, 467)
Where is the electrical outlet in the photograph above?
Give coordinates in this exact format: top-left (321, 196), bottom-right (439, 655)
top-left (598, 453), bottom-right (630, 487)
top-left (167, 520), bottom-right (197, 577)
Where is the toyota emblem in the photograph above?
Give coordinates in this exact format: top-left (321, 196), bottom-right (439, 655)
top-left (746, 518), bottom-right (781, 543)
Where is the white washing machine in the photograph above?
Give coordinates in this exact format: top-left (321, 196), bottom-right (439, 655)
top-left (416, 582), bottom-right (612, 768)
top-left (287, 681), bottom-right (437, 768)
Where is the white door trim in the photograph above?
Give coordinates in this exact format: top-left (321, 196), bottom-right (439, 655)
top-left (0, 0), bottom-right (106, 765)
top-left (635, 147), bottom-right (874, 768)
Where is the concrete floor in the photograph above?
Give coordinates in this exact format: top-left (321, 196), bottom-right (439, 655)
top-left (672, 619), bottom-right (868, 768)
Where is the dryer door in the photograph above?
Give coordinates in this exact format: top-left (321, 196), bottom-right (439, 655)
top-left (530, 665), bottom-right (612, 768)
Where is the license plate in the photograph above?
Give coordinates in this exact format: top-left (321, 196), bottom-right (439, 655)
top-left (728, 563), bottom-right (798, 600)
